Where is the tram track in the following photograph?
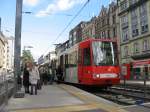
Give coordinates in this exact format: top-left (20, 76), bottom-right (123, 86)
top-left (73, 85), bottom-right (150, 106)
top-left (58, 81), bottom-right (150, 106)
top-left (92, 85), bottom-right (150, 106)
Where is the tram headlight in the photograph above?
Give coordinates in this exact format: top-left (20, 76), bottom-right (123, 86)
top-left (93, 74), bottom-right (100, 78)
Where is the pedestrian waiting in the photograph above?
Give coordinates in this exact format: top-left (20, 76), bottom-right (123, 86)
top-left (28, 62), bottom-right (40, 95)
top-left (23, 63), bottom-right (30, 94)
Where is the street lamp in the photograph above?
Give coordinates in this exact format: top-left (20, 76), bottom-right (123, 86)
top-left (23, 45), bottom-right (33, 51)
top-left (14, 0), bottom-right (23, 97)
top-left (22, 11), bottom-right (73, 16)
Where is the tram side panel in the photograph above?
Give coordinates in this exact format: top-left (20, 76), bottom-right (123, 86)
top-left (64, 45), bottom-right (79, 84)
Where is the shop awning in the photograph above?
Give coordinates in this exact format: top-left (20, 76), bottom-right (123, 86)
top-left (133, 59), bottom-right (150, 67)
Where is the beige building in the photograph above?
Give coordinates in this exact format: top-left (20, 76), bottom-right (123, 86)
top-left (117, 0), bottom-right (150, 80)
top-left (6, 37), bottom-right (14, 71)
top-left (82, 17), bottom-right (96, 40)
top-left (95, 2), bottom-right (118, 39)
top-left (0, 32), bottom-right (10, 72)
top-left (69, 22), bottom-right (86, 47)
top-left (0, 32), bottom-right (5, 69)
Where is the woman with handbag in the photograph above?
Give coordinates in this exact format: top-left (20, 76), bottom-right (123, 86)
top-left (28, 63), bottom-right (40, 95)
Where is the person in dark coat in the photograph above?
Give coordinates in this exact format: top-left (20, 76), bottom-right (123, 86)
top-left (23, 63), bottom-right (30, 93)
top-left (56, 65), bottom-right (62, 81)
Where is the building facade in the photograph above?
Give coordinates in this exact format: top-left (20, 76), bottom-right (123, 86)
top-left (0, 17), bottom-right (12, 72)
top-left (95, 2), bottom-right (118, 39)
top-left (7, 37), bottom-right (14, 71)
top-left (82, 17), bottom-right (96, 40)
top-left (0, 32), bottom-right (5, 69)
top-left (118, 0), bottom-right (150, 80)
top-left (0, 32), bottom-right (9, 72)
top-left (3, 37), bottom-right (9, 70)
top-left (69, 22), bottom-right (86, 47)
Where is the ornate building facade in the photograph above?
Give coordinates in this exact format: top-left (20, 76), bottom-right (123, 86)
top-left (117, 0), bottom-right (150, 80)
top-left (95, 2), bottom-right (118, 39)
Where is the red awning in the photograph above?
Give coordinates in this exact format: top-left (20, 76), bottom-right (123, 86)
top-left (133, 59), bottom-right (150, 67)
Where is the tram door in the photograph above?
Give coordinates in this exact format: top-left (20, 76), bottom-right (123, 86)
top-left (60, 55), bottom-right (64, 80)
top-left (64, 54), bottom-right (68, 80)
top-left (78, 48), bottom-right (83, 83)
top-left (78, 43), bottom-right (91, 84)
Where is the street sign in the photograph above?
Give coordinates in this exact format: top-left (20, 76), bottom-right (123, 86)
top-left (121, 66), bottom-right (127, 76)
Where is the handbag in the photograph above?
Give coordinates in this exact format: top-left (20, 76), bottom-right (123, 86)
top-left (37, 80), bottom-right (41, 90)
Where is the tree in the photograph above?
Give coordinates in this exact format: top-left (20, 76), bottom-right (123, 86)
top-left (22, 50), bottom-right (34, 65)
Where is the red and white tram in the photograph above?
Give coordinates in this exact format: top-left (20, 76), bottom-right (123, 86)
top-left (56, 38), bottom-right (120, 86)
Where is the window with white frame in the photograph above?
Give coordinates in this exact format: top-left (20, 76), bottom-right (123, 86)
top-left (124, 46), bottom-right (128, 57)
top-left (113, 28), bottom-right (116, 37)
top-left (131, 9), bottom-right (139, 37)
top-left (143, 40), bottom-right (149, 51)
top-left (133, 42), bottom-right (139, 53)
top-left (121, 15), bottom-right (128, 28)
top-left (112, 15), bottom-right (116, 24)
top-left (102, 31), bottom-right (106, 38)
top-left (140, 3), bottom-right (149, 33)
top-left (122, 28), bottom-right (129, 42)
top-left (69, 34), bottom-right (73, 47)
top-left (73, 31), bottom-right (76, 44)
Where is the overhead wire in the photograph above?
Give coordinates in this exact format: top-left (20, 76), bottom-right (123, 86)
top-left (41, 0), bottom-right (90, 56)
top-left (52, 0), bottom-right (90, 43)
top-left (1, 26), bottom-right (54, 35)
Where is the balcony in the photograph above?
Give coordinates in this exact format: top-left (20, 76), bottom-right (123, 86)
top-left (131, 51), bottom-right (150, 60)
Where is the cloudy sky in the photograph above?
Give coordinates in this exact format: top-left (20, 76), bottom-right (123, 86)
top-left (0, 0), bottom-right (111, 60)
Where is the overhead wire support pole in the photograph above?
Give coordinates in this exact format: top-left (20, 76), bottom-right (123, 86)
top-left (14, 0), bottom-right (23, 94)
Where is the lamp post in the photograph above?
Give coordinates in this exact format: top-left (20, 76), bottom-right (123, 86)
top-left (23, 45), bottom-right (33, 51)
top-left (14, 0), bottom-right (23, 96)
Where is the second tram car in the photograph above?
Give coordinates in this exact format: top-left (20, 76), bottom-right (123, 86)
top-left (56, 38), bottom-right (120, 86)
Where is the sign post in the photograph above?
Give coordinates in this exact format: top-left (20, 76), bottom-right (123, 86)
top-left (121, 65), bottom-right (127, 89)
top-left (143, 65), bottom-right (147, 97)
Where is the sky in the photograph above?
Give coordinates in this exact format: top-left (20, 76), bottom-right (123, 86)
top-left (0, 0), bottom-right (112, 61)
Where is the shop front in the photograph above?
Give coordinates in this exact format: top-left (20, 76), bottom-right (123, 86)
top-left (132, 59), bottom-right (150, 80)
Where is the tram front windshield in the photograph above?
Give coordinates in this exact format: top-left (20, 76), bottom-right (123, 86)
top-left (92, 41), bottom-right (118, 66)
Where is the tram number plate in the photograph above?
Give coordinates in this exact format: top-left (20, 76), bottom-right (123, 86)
top-left (100, 74), bottom-right (117, 78)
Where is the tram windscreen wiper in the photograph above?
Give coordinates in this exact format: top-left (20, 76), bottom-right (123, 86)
top-left (97, 63), bottom-right (116, 66)
top-left (98, 63), bottom-right (106, 66)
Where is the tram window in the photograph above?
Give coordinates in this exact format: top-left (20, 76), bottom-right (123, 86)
top-left (68, 51), bottom-right (77, 67)
top-left (83, 48), bottom-right (91, 66)
top-left (65, 55), bottom-right (69, 68)
top-left (78, 49), bottom-right (82, 64)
